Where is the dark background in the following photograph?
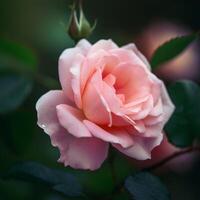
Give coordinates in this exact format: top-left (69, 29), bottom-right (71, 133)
top-left (0, 0), bottom-right (200, 199)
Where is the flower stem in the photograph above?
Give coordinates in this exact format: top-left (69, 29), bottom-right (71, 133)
top-left (143, 146), bottom-right (200, 171)
top-left (108, 150), bottom-right (116, 185)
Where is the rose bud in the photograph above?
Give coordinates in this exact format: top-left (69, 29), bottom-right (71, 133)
top-left (36, 40), bottom-right (174, 170)
top-left (136, 21), bottom-right (200, 81)
top-left (68, 2), bottom-right (96, 42)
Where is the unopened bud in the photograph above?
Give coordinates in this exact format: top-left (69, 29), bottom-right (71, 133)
top-left (68, 1), bottom-right (96, 42)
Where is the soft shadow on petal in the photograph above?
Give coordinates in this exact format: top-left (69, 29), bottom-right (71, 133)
top-left (56, 104), bottom-right (92, 138)
top-left (149, 98), bottom-right (163, 116)
top-left (112, 63), bottom-right (150, 103)
top-left (130, 96), bottom-right (154, 121)
top-left (80, 49), bottom-right (108, 94)
top-left (82, 69), bottom-right (111, 126)
top-left (51, 129), bottom-right (109, 170)
top-left (84, 120), bottom-right (133, 148)
top-left (112, 133), bottom-right (163, 160)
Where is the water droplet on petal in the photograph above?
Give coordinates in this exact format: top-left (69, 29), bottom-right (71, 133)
top-left (41, 124), bottom-right (46, 128)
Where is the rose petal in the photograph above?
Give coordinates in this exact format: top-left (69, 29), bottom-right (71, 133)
top-left (160, 81), bottom-right (175, 123)
top-left (144, 115), bottom-right (163, 126)
top-left (70, 53), bottom-right (85, 108)
top-left (88, 39), bottom-right (118, 55)
top-left (76, 39), bottom-right (92, 55)
top-left (122, 43), bottom-right (151, 70)
top-left (149, 98), bottom-right (163, 116)
top-left (59, 49), bottom-right (81, 102)
top-left (36, 90), bottom-right (68, 135)
top-left (56, 104), bottom-right (91, 138)
top-left (51, 127), bottom-right (109, 170)
top-left (149, 75), bottom-right (162, 104)
top-left (113, 134), bottom-right (163, 160)
top-left (84, 120), bottom-right (133, 148)
top-left (59, 40), bottom-right (90, 104)
top-left (130, 96), bottom-right (154, 120)
top-left (82, 70), bottom-right (111, 126)
top-left (80, 50), bottom-right (119, 93)
top-left (112, 63), bottom-right (150, 103)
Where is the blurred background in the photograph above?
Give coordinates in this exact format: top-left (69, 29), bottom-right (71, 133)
top-left (0, 0), bottom-right (200, 199)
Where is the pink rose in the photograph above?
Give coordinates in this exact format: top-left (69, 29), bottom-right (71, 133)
top-left (36, 39), bottom-right (174, 170)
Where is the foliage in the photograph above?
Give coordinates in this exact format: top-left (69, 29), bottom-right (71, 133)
top-left (165, 80), bottom-right (200, 147)
top-left (125, 172), bottom-right (171, 200)
top-left (150, 34), bottom-right (198, 70)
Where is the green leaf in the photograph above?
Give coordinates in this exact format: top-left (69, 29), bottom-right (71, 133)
top-left (165, 80), bottom-right (200, 147)
top-left (0, 38), bottom-right (37, 72)
top-left (125, 172), bottom-right (170, 200)
top-left (0, 75), bottom-right (33, 114)
top-left (151, 34), bottom-right (198, 69)
top-left (2, 162), bottom-right (84, 198)
top-left (0, 38), bottom-right (38, 113)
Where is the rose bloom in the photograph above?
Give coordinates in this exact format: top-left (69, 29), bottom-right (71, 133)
top-left (36, 39), bottom-right (174, 170)
top-left (136, 21), bottom-right (200, 81)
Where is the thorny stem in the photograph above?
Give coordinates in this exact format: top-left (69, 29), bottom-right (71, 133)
top-left (143, 146), bottom-right (200, 171)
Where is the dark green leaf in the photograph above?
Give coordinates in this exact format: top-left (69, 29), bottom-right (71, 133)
top-left (0, 38), bottom-right (37, 72)
top-left (151, 34), bottom-right (198, 69)
top-left (0, 39), bottom-right (38, 113)
top-left (0, 75), bottom-right (33, 114)
top-left (3, 162), bottom-right (83, 198)
top-left (125, 172), bottom-right (170, 200)
top-left (165, 80), bottom-right (200, 147)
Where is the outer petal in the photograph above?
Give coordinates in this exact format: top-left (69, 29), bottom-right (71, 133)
top-left (58, 39), bottom-right (91, 104)
top-left (122, 43), bottom-right (151, 70)
top-left (36, 90), bottom-right (108, 170)
top-left (70, 53), bottom-right (85, 108)
top-left (76, 39), bottom-right (92, 55)
top-left (113, 133), bottom-right (163, 160)
top-left (36, 90), bottom-right (68, 135)
top-left (56, 104), bottom-right (92, 138)
top-left (88, 39), bottom-right (118, 55)
top-left (160, 81), bottom-right (175, 123)
top-left (52, 129), bottom-right (109, 170)
top-left (84, 120), bottom-right (133, 148)
top-left (59, 48), bottom-right (81, 103)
